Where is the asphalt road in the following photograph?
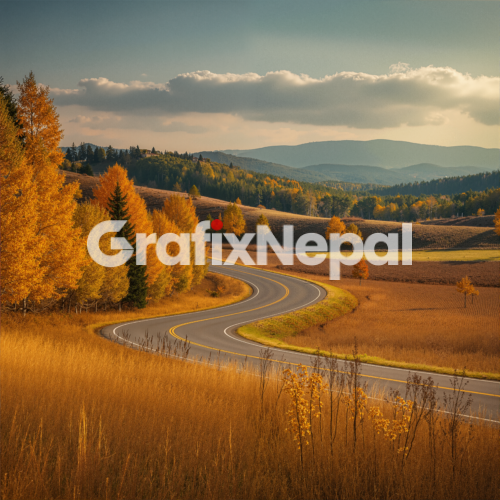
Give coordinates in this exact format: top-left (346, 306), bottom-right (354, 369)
top-left (101, 264), bottom-right (500, 421)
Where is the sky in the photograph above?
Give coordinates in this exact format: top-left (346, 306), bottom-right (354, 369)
top-left (1, 0), bottom-right (499, 151)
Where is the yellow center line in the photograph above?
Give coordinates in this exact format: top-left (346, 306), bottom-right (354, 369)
top-left (169, 267), bottom-right (500, 399)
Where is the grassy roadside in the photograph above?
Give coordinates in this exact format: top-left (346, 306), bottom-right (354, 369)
top-left (236, 269), bottom-right (500, 381)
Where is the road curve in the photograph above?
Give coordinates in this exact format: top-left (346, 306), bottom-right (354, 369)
top-left (101, 265), bottom-right (500, 420)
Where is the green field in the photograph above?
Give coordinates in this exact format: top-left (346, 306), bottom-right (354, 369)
top-left (307, 249), bottom-right (500, 262)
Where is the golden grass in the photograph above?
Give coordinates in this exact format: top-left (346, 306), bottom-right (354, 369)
top-left (265, 271), bottom-right (499, 376)
top-left (308, 249), bottom-right (500, 262)
top-left (2, 309), bottom-right (500, 499)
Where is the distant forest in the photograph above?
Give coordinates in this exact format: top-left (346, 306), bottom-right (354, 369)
top-left (369, 170), bottom-right (499, 197)
top-left (62, 142), bottom-right (499, 221)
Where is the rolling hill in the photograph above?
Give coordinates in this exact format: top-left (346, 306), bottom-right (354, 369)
top-left (224, 139), bottom-right (498, 170)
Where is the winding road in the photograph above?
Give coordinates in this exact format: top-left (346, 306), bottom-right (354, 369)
top-left (101, 265), bottom-right (500, 420)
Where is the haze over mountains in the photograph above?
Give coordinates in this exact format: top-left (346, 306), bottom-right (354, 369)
top-left (223, 139), bottom-right (498, 170)
top-left (195, 139), bottom-right (498, 186)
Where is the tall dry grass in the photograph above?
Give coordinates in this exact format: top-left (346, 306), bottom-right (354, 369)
top-left (277, 273), bottom-right (500, 375)
top-left (2, 298), bottom-right (500, 499)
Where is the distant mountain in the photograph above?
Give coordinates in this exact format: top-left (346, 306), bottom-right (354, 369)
top-left (224, 139), bottom-right (498, 170)
top-left (301, 163), bottom-right (490, 185)
top-left (397, 163), bottom-right (485, 178)
top-left (195, 151), bottom-right (334, 183)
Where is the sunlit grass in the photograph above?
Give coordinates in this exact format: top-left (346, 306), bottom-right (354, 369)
top-left (306, 249), bottom-right (500, 262)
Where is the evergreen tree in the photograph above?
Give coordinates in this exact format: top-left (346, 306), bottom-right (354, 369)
top-left (80, 163), bottom-right (94, 176)
top-left (108, 182), bottom-right (148, 308)
top-left (86, 144), bottom-right (94, 163)
top-left (78, 142), bottom-right (86, 161)
top-left (69, 142), bottom-right (77, 162)
top-left (151, 146), bottom-right (156, 154)
top-left (106, 145), bottom-right (116, 162)
top-left (0, 76), bottom-right (20, 128)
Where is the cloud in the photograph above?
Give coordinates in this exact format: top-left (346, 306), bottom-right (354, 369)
top-left (52, 66), bottom-right (499, 129)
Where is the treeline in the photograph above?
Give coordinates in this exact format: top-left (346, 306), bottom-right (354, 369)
top-left (126, 154), bottom-right (355, 218)
top-left (351, 189), bottom-right (500, 221)
top-left (368, 170), bottom-right (499, 197)
top-left (0, 73), bottom-right (208, 315)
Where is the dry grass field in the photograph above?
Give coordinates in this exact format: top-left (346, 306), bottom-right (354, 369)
top-left (2, 304), bottom-right (500, 500)
top-left (258, 267), bottom-right (499, 375)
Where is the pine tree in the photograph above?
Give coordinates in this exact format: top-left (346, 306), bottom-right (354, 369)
top-left (0, 76), bottom-right (20, 128)
top-left (494, 208), bottom-right (500, 237)
top-left (108, 182), bottom-right (148, 308)
top-left (69, 142), bottom-right (77, 163)
top-left (78, 142), bottom-right (86, 161)
top-left (86, 144), bottom-right (94, 163)
top-left (94, 164), bottom-right (162, 289)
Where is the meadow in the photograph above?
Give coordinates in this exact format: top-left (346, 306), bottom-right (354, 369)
top-left (308, 249), bottom-right (500, 262)
top-left (253, 271), bottom-right (499, 376)
top-left (2, 302), bottom-right (499, 500)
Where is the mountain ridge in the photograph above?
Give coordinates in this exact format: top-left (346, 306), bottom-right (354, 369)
top-left (222, 139), bottom-right (498, 170)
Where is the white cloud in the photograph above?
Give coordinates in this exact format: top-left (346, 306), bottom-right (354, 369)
top-left (52, 65), bottom-right (499, 130)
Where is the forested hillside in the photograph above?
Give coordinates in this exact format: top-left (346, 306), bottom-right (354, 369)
top-left (370, 170), bottom-right (499, 196)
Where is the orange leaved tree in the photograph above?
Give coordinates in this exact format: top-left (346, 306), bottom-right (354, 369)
top-left (352, 259), bottom-right (369, 284)
top-left (0, 95), bottom-right (43, 306)
top-left (325, 216), bottom-right (346, 240)
top-left (93, 164), bottom-right (163, 290)
top-left (223, 203), bottom-right (246, 236)
top-left (456, 276), bottom-right (477, 308)
top-left (495, 208), bottom-right (500, 237)
top-left (15, 72), bottom-right (86, 311)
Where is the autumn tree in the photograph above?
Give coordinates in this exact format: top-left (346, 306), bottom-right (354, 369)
top-left (72, 202), bottom-right (129, 312)
top-left (456, 276), bottom-right (475, 308)
top-left (255, 213), bottom-right (271, 234)
top-left (189, 185), bottom-right (201, 198)
top-left (93, 164), bottom-right (163, 289)
top-left (15, 72), bottom-right (86, 310)
top-left (223, 203), bottom-right (246, 236)
top-left (162, 194), bottom-right (207, 288)
top-left (325, 215), bottom-right (346, 240)
top-left (344, 223), bottom-right (363, 240)
top-left (352, 259), bottom-right (369, 284)
top-left (477, 208), bottom-right (485, 216)
top-left (17, 71), bottom-right (63, 167)
top-left (0, 95), bottom-right (42, 307)
top-left (235, 197), bottom-right (242, 205)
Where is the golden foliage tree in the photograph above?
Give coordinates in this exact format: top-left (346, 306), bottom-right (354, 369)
top-left (0, 96), bottom-right (43, 305)
top-left (344, 223), bottom-right (363, 240)
top-left (17, 71), bottom-right (63, 167)
top-left (16, 72), bottom-right (86, 308)
top-left (235, 197), bottom-right (242, 205)
top-left (162, 194), bottom-right (198, 233)
top-left (93, 164), bottom-right (162, 288)
top-left (71, 202), bottom-right (129, 311)
top-left (255, 213), bottom-right (271, 233)
top-left (325, 216), bottom-right (346, 239)
top-left (162, 195), bottom-right (207, 288)
top-left (352, 259), bottom-right (369, 284)
top-left (456, 276), bottom-right (477, 308)
top-left (223, 203), bottom-right (246, 236)
top-left (494, 208), bottom-right (500, 237)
